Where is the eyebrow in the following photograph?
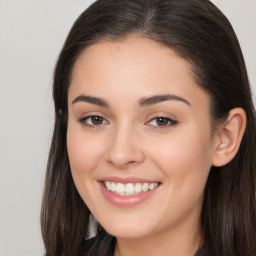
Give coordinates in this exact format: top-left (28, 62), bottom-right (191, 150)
top-left (71, 93), bottom-right (191, 107)
top-left (139, 94), bottom-right (191, 106)
top-left (72, 95), bottom-right (109, 107)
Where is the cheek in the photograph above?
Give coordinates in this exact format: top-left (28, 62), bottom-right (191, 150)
top-left (66, 123), bottom-right (109, 214)
top-left (146, 127), bottom-right (213, 227)
top-left (149, 124), bottom-right (213, 200)
top-left (152, 124), bottom-right (211, 165)
top-left (66, 124), bottom-right (105, 184)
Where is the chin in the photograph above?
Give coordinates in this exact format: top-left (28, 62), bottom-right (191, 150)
top-left (100, 219), bottom-right (155, 239)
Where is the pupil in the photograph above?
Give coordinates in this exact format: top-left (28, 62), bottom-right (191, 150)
top-left (156, 117), bottom-right (169, 126)
top-left (92, 116), bottom-right (103, 125)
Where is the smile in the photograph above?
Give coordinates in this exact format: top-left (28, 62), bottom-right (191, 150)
top-left (99, 178), bottom-right (161, 207)
top-left (104, 181), bottom-right (159, 196)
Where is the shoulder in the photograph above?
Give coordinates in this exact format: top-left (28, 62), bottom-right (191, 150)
top-left (80, 231), bottom-right (115, 256)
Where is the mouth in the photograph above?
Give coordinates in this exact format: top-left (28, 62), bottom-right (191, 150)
top-left (98, 177), bottom-right (161, 207)
top-left (103, 181), bottom-right (160, 196)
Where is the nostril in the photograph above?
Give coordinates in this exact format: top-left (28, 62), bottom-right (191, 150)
top-left (127, 161), bottom-right (136, 165)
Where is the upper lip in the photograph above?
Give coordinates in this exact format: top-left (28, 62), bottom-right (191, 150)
top-left (98, 176), bottom-right (160, 184)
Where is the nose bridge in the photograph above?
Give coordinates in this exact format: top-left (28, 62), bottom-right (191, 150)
top-left (106, 120), bottom-right (144, 167)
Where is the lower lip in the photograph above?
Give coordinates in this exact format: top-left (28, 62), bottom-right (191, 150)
top-left (99, 182), bottom-right (160, 207)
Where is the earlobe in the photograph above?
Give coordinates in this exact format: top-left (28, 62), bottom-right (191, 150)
top-left (212, 108), bottom-right (247, 167)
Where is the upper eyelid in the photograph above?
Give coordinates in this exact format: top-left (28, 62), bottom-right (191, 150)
top-left (148, 115), bottom-right (176, 120)
top-left (145, 112), bottom-right (178, 121)
top-left (146, 116), bottom-right (178, 125)
top-left (79, 115), bottom-right (109, 122)
top-left (148, 116), bottom-right (176, 122)
top-left (78, 112), bottom-right (109, 120)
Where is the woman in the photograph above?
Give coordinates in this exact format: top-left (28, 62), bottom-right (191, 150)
top-left (41, 0), bottom-right (256, 255)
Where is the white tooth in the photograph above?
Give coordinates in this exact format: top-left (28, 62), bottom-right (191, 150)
top-left (142, 183), bottom-right (149, 192)
top-left (116, 183), bottom-right (125, 194)
top-left (134, 183), bottom-right (142, 193)
top-left (125, 183), bottom-right (135, 194)
top-left (149, 183), bottom-right (155, 190)
top-left (111, 182), bottom-right (116, 192)
top-left (107, 182), bottom-right (158, 195)
top-left (105, 181), bottom-right (111, 190)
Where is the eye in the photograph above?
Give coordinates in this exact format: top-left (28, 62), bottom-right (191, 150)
top-left (79, 115), bottom-right (108, 127)
top-left (147, 117), bottom-right (178, 128)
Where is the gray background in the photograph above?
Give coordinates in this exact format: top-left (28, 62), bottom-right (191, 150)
top-left (0, 0), bottom-right (255, 255)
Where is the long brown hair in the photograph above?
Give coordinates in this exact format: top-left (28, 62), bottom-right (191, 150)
top-left (41, 0), bottom-right (256, 255)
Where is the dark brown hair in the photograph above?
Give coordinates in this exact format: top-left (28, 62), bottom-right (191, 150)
top-left (41, 0), bottom-right (256, 255)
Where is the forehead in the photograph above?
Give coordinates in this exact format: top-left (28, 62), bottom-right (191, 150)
top-left (69, 37), bottom-right (209, 110)
top-left (72, 37), bottom-right (193, 82)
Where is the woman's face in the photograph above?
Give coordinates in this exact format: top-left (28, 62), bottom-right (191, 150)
top-left (67, 37), bottom-right (217, 239)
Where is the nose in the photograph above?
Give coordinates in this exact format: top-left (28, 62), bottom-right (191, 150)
top-left (105, 124), bottom-right (145, 168)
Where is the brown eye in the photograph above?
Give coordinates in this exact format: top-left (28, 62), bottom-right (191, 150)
top-left (91, 116), bottom-right (104, 125)
top-left (79, 115), bottom-right (108, 126)
top-left (148, 116), bottom-right (178, 128)
top-left (156, 117), bottom-right (170, 126)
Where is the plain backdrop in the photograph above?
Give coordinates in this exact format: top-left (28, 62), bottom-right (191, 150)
top-left (0, 1), bottom-right (255, 255)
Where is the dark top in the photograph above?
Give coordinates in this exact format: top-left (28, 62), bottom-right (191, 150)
top-left (81, 230), bottom-right (211, 256)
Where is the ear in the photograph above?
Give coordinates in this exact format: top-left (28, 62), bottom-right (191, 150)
top-left (212, 108), bottom-right (247, 167)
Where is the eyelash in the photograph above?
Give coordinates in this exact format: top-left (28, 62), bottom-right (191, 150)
top-left (79, 115), bottom-right (108, 128)
top-left (78, 115), bottom-right (179, 129)
top-left (146, 116), bottom-right (179, 129)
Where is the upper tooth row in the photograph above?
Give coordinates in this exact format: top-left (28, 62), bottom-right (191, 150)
top-left (104, 181), bottom-right (158, 195)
